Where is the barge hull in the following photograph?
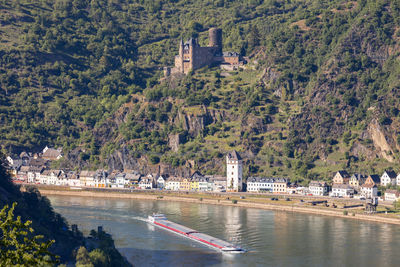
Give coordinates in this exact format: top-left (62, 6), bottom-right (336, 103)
top-left (151, 217), bottom-right (241, 252)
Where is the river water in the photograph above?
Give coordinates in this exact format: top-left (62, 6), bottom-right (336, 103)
top-left (48, 195), bottom-right (400, 267)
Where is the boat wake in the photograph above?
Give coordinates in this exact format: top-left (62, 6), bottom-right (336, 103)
top-left (131, 216), bottom-right (149, 222)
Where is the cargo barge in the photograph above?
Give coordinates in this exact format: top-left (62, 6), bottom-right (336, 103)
top-left (148, 214), bottom-right (243, 252)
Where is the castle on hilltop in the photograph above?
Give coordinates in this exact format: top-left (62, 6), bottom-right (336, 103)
top-left (167, 28), bottom-right (244, 75)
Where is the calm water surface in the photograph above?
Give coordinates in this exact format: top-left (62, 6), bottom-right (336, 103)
top-left (48, 195), bottom-right (400, 267)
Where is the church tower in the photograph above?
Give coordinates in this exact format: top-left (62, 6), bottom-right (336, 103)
top-left (226, 151), bottom-right (242, 192)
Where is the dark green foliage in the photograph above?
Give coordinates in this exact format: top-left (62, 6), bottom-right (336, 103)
top-left (149, 155), bottom-right (160, 164)
top-left (0, 0), bottom-right (399, 181)
top-left (0, 203), bottom-right (57, 266)
top-left (0, 155), bottom-right (130, 266)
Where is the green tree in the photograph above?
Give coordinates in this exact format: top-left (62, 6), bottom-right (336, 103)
top-left (0, 203), bottom-right (57, 266)
top-left (76, 246), bottom-right (94, 267)
top-left (89, 249), bottom-right (108, 267)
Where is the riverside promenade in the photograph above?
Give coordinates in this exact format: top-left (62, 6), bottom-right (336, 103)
top-left (36, 186), bottom-right (400, 226)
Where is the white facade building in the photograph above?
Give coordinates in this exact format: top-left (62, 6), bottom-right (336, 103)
top-left (198, 177), bottom-right (209, 191)
top-left (80, 171), bottom-right (96, 187)
top-left (309, 181), bottom-right (329, 196)
top-left (27, 167), bottom-right (43, 184)
top-left (331, 184), bottom-right (354, 197)
top-left (139, 176), bottom-right (153, 189)
top-left (361, 184), bottom-right (378, 198)
top-left (165, 177), bottom-right (181, 190)
top-left (40, 170), bottom-right (62, 185)
top-left (385, 190), bottom-right (400, 202)
top-left (381, 170), bottom-right (397, 187)
top-left (206, 175), bottom-right (226, 192)
top-left (156, 176), bottom-right (166, 189)
top-left (247, 177), bottom-right (274, 192)
top-left (226, 151), bottom-right (242, 192)
top-left (115, 173), bottom-right (126, 188)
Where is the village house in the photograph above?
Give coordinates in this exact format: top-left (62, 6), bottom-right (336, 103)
top-left (180, 178), bottom-right (191, 191)
top-left (360, 183), bottom-right (378, 199)
top-left (273, 178), bottom-right (288, 194)
top-left (16, 166), bottom-right (30, 182)
top-left (198, 177), bottom-right (209, 191)
top-left (138, 175), bottom-right (153, 189)
top-left (332, 171), bottom-right (350, 184)
top-left (6, 156), bottom-right (22, 177)
top-left (80, 171), bottom-right (97, 187)
top-left (156, 175), bottom-right (166, 189)
top-left (331, 184), bottom-right (354, 198)
top-left (191, 171), bottom-right (205, 191)
top-left (27, 166), bottom-right (43, 184)
top-left (308, 181), bottom-right (329, 196)
top-left (115, 173), bottom-right (127, 188)
top-left (66, 171), bottom-right (80, 187)
top-left (364, 174), bottom-right (380, 186)
top-left (384, 189), bottom-right (400, 202)
top-left (125, 172), bottom-right (141, 187)
top-left (380, 170), bottom-right (397, 187)
top-left (56, 173), bottom-right (68, 186)
top-left (106, 172), bottom-right (117, 188)
top-left (28, 158), bottom-right (48, 170)
top-left (165, 176), bottom-right (181, 191)
top-left (94, 170), bottom-right (108, 188)
top-left (190, 178), bottom-right (199, 191)
top-left (206, 175), bottom-right (226, 192)
top-left (42, 146), bottom-right (63, 161)
top-left (40, 170), bottom-right (63, 185)
top-left (247, 177), bottom-right (274, 193)
top-left (286, 183), bottom-right (298, 194)
top-left (19, 151), bottom-right (31, 163)
top-left (348, 173), bottom-right (366, 189)
top-left (296, 186), bottom-right (308, 195)
top-left (6, 155), bottom-right (18, 166)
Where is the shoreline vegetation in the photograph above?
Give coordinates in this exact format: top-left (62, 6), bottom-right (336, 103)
top-left (37, 186), bottom-right (400, 226)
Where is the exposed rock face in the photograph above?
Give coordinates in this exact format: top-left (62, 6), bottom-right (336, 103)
top-left (351, 142), bottom-right (376, 161)
top-left (168, 133), bottom-right (182, 152)
top-left (242, 116), bottom-right (266, 135)
top-left (367, 120), bottom-right (394, 162)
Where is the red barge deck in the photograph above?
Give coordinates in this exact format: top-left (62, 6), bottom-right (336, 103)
top-left (148, 214), bottom-right (243, 252)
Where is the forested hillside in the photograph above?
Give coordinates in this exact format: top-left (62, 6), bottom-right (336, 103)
top-left (0, 156), bottom-right (130, 265)
top-left (1, 0), bottom-right (400, 183)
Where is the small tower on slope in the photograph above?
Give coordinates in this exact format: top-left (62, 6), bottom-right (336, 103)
top-left (226, 151), bottom-right (242, 192)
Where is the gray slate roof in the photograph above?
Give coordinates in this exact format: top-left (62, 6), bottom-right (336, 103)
top-left (383, 170), bottom-right (397, 178)
top-left (227, 150), bottom-right (241, 161)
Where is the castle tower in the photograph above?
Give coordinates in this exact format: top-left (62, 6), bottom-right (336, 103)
top-left (179, 38), bottom-right (184, 73)
top-left (226, 151), bottom-right (242, 192)
top-left (209, 28), bottom-right (222, 55)
top-left (179, 38), bottom-right (184, 57)
top-left (188, 38), bottom-right (196, 71)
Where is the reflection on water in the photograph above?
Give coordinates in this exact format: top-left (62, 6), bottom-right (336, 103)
top-left (48, 195), bottom-right (400, 267)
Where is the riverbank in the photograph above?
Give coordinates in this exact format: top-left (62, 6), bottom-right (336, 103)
top-left (38, 187), bottom-right (400, 226)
